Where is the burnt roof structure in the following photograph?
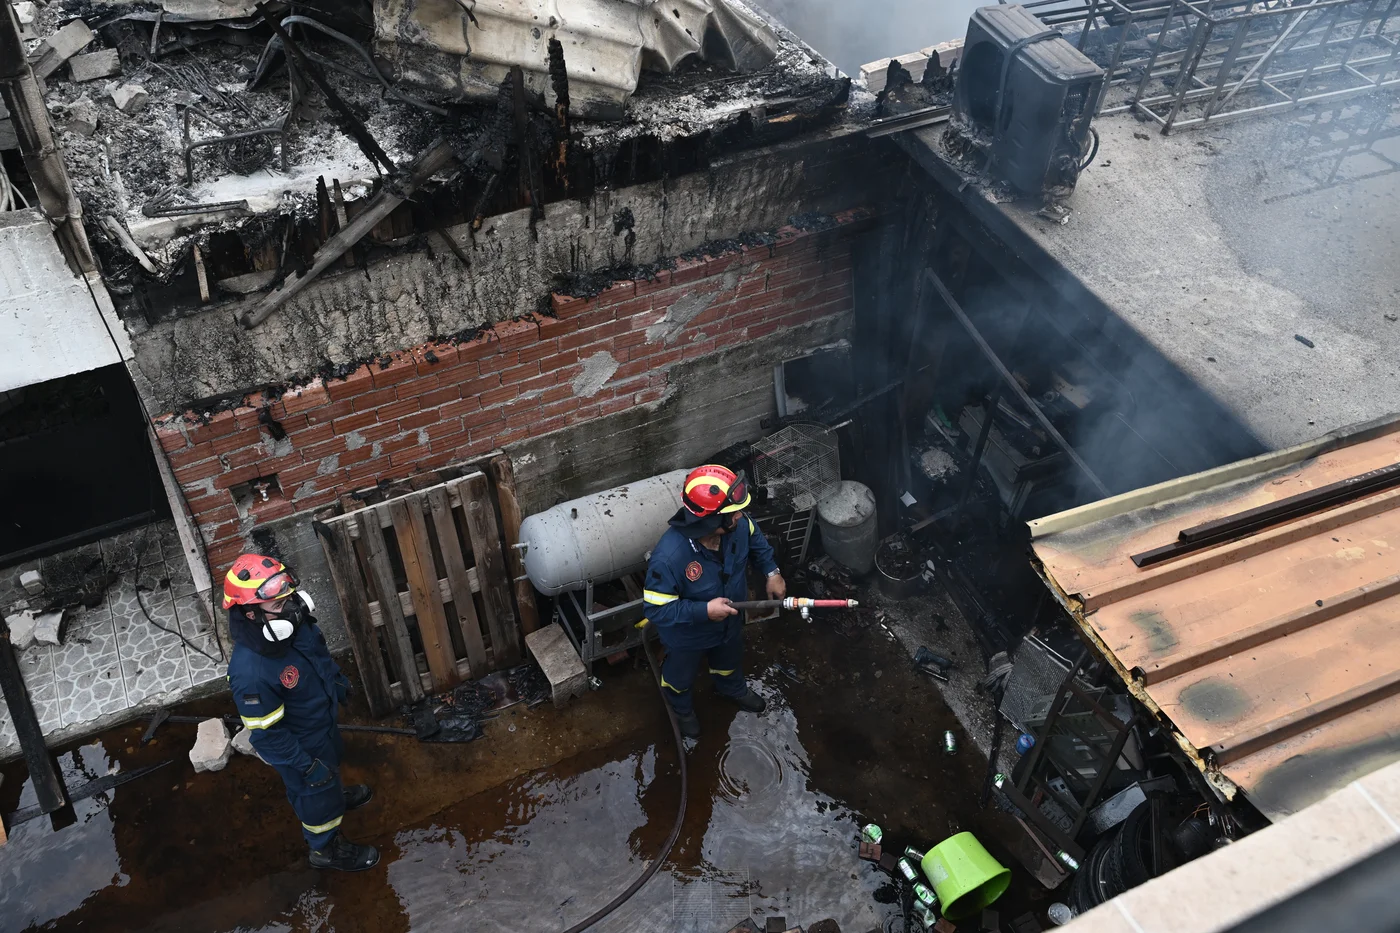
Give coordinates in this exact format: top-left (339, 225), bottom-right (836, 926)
top-left (24, 0), bottom-right (850, 322)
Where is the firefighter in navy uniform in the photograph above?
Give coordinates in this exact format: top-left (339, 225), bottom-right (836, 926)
top-left (643, 465), bottom-right (786, 738)
top-left (224, 553), bottom-right (380, 872)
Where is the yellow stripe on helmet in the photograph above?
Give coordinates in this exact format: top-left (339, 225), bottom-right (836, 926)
top-left (685, 475), bottom-right (731, 495)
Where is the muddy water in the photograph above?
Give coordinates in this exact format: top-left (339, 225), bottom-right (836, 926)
top-left (1, 618), bottom-right (1035, 932)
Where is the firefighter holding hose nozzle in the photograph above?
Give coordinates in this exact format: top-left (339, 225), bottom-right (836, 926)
top-left (642, 465), bottom-right (785, 739)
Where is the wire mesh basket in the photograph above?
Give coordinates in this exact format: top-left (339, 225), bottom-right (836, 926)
top-left (751, 423), bottom-right (840, 511)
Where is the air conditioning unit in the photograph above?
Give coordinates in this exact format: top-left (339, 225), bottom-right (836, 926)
top-left (952, 5), bottom-right (1104, 198)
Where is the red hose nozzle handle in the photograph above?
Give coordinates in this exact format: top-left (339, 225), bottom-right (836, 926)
top-left (786, 598), bottom-right (860, 609)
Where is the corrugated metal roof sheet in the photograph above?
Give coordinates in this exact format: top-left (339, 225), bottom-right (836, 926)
top-left (1030, 416), bottom-right (1400, 821)
top-left (0, 208), bottom-right (121, 393)
top-left (372, 0), bottom-right (779, 119)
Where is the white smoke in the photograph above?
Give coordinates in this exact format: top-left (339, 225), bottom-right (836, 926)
top-left (748, 0), bottom-right (986, 74)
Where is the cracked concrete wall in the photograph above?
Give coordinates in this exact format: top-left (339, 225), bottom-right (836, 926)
top-left (126, 133), bottom-right (879, 414)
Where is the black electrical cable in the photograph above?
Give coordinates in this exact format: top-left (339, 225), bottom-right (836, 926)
top-left (134, 585), bottom-right (223, 664)
top-left (558, 630), bottom-right (687, 933)
top-left (1078, 127), bottom-right (1101, 173)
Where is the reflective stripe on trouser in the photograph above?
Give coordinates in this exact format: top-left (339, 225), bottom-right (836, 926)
top-left (292, 774), bottom-right (346, 850)
top-left (658, 626), bottom-right (745, 715)
top-left (271, 725), bottom-right (347, 850)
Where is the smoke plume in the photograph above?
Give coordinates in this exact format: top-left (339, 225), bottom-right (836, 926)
top-left (748, 0), bottom-right (986, 75)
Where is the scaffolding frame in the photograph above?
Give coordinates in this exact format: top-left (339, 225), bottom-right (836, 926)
top-left (1022, 0), bottom-right (1400, 131)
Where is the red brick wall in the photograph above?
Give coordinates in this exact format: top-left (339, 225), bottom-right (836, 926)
top-left (153, 209), bottom-right (866, 572)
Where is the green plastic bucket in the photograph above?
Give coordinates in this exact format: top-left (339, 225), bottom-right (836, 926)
top-left (920, 832), bottom-right (1011, 920)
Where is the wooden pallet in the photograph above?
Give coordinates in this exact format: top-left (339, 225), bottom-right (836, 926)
top-left (316, 457), bottom-right (538, 716)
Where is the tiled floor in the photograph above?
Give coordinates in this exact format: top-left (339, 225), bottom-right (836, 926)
top-left (0, 521), bottom-right (226, 753)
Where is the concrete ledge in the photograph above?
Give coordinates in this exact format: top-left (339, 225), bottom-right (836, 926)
top-left (525, 623), bottom-right (588, 709)
top-left (1060, 758), bottom-right (1400, 933)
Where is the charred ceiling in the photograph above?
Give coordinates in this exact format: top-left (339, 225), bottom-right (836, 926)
top-left (21, 0), bottom-right (846, 325)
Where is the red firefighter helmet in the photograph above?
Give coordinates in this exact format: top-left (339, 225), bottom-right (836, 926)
top-left (222, 553), bottom-right (298, 610)
top-left (682, 465), bottom-right (751, 517)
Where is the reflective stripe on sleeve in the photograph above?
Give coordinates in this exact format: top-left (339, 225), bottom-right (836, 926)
top-left (240, 704), bottom-right (286, 730)
top-left (643, 590), bottom-right (678, 605)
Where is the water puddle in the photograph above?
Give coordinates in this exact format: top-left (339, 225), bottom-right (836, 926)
top-left (0, 744), bottom-right (127, 933)
top-left (385, 680), bottom-right (889, 932)
top-left (0, 620), bottom-right (1032, 932)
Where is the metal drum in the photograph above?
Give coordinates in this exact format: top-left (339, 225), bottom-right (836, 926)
top-left (816, 480), bottom-right (877, 574)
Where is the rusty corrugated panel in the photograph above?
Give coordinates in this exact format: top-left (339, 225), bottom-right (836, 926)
top-left (372, 0), bottom-right (778, 119)
top-left (1031, 416), bottom-right (1400, 821)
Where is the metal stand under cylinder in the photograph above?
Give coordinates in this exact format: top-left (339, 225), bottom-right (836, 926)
top-left (517, 470), bottom-right (688, 673)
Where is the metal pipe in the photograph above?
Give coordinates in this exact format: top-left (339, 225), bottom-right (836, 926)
top-left (1214, 0), bottom-right (1323, 114)
top-left (1163, 0), bottom-right (1219, 133)
top-left (957, 386), bottom-right (1002, 517)
top-left (923, 269), bottom-right (1112, 498)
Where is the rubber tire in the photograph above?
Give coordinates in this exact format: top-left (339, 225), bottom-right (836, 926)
top-left (1112, 801), bottom-right (1156, 890)
top-left (1069, 836), bottom-right (1115, 915)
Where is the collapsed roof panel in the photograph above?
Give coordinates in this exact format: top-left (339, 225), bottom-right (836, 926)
top-left (21, 0), bottom-right (844, 312)
top-left (372, 0), bottom-right (779, 118)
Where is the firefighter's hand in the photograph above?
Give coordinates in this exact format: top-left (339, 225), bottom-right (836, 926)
top-left (766, 573), bottom-right (786, 600)
top-left (707, 598), bottom-right (739, 621)
top-left (304, 758), bottom-right (333, 788)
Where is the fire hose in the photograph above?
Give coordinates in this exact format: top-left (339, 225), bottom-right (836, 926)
top-left (560, 627), bottom-right (685, 933)
top-left (726, 597), bottom-right (860, 620)
top-left (562, 596), bottom-right (857, 932)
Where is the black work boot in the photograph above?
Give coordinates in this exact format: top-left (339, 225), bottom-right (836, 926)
top-left (343, 784), bottom-right (374, 811)
top-left (727, 688), bottom-right (766, 714)
top-left (676, 710), bottom-right (701, 739)
top-left (309, 834), bottom-right (380, 872)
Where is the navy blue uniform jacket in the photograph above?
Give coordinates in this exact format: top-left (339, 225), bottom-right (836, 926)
top-left (643, 514), bottom-right (778, 650)
top-left (227, 618), bottom-right (346, 775)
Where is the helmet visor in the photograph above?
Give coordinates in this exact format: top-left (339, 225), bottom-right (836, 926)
top-left (718, 470), bottom-right (751, 513)
top-left (254, 570), bottom-right (298, 602)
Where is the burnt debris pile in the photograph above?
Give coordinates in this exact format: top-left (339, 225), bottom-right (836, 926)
top-left (20, 0), bottom-right (851, 318)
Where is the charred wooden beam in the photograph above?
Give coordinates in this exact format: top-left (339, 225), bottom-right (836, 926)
top-left (548, 37), bottom-right (571, 194)
top-left (241, 139), bottom-right (455, 328)
top-left (0, 5), bottom-right (95, 273)
top-left (0, 616), bottom-right (67, 816)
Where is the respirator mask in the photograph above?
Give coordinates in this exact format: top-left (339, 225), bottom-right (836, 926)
top-left (255, 574), bottom-right (315, 645)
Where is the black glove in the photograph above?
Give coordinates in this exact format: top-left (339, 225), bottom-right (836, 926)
top-left (334, 672), bottom-right (351, 704)
top-left (304, 758), bottom-right (333, 788)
